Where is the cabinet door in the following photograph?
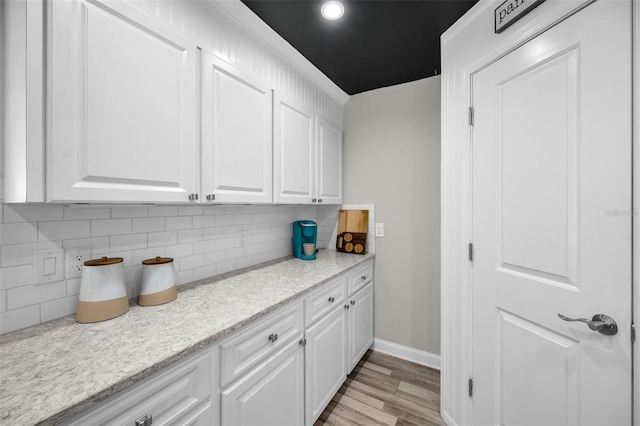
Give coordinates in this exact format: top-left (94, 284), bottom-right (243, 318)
top-left (221, 337), bottom-right (304, 426)
top-left (315, 116), bottom-right (343, 205)
top-left (273, 94), bottom-right (315, 204)
top-left (49, 0), bottom-right (198, 203)
top-left (202, 52), bottom-right (273, 204)
top-left (348, 283), bottom-right (374, 372)
top-left (305, 306), bottom-right (347, 426)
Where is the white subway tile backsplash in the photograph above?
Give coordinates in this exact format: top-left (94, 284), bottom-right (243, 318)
top-left (1, 223), bottom-right (38, 245)
top-left (92, 219), bottom-right (132, 237)
top-left (132, 217), bottom-right (165, 234)
top-left (192, 215), bottom-right (216, 228)
top-left (148, 231), bottom-right (178, 248)
top-left (1, 265), bottom-right (33, 290)
top-left (193, 264), bottom-right (215, 281)
top-left (203, 227), bottom-right (224, 240)
top-left (38, 220), bottom-right (91, 242)
top-left (180, 254), bottom-right (204, 271)
top-left (4, 204), bottom-right (63, 223)
top-left (166, 216), bottom-right (192, 231)
top-left (193, 240), bottom-right (216, 254)
top-left (110, 234), bottom-right (147, 252)
top-left (63, 206), bottom-right (110, 220)
top-left (67, 277), bottom-right (81, 296)
top-left (215, 215), bottom-right (234, 227)
top-left (178, 228), bottom-right (203, 244)
top-left (7, 281), bottom-right (67, 310)
top-left (179, 206), bottom-right (203, 216)
top-left (205, 250), bottom-right (226, 264)
top-left (41, 296), bottom-right (78, 322)
top-left (111, 207), bottom-right (149, 218)
top-left (166, 243), bottom-right (193, 259)
top-left (0, 203), bottom-right (342, 333)
top-left (0, 305), bottom-right (40, 334)
top-left (1, 241), bottom-right (59, 267)
top-left (62, 237), bottom-right (110, 252)
top-left (149, 206), bottom-right (179, 217)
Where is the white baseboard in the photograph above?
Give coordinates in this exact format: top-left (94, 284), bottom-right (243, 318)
top-left (441, 410), bottom-right (457, 426)
top-left (371, 338), bottom-right (441, 370)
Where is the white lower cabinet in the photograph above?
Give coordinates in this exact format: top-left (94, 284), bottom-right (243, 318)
top-left (221, 337), bottom-right (305, 426)
top-left (304, 305), bottom-right (347, 426)
top-left (63, 345), bottom-right (220, 426)
top-left (347, 282), bottom-right (375, 373)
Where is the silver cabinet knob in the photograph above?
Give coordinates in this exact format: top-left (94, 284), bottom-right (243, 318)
top-left (557, 313), bottom-right (618, 335)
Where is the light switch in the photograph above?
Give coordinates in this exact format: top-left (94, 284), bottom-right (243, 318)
top-left (33, 249), bottom-right (64, 285)
top-left (43, 257), bottom-right (56, 276)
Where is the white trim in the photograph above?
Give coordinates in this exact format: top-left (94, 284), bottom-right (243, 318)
top-left (441, 410), bottom-right (457, 426)
top-left (371, 338), bottom-right (440, 370)
top-left (633, 2), bottom-right (639, 425)
top-left (209, 0), bottom-right (350, 104)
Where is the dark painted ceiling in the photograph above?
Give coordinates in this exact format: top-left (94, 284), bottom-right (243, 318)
top-left (241, 0), bottom-right (478, 95)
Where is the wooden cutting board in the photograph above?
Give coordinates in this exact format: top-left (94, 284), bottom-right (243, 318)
top-left (336, 210), bottom-right (368, 254)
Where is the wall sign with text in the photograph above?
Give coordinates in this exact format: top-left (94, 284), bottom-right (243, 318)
top-left (495, 0), bottom-right (546, 33)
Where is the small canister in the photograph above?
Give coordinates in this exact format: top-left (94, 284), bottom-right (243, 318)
top-left (77, 257), bottom-right (129, 323)
top-left (138, 256), bottom-right (177, 306)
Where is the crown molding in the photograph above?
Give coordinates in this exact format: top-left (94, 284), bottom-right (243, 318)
top-left (208, 0), bottom-right (350, 104)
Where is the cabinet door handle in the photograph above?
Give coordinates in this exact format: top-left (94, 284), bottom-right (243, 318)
top-left (135, 414), bottom-right (152, 426)
top-left (350, 300), bottom-right (355, 306)
top-left (268, 333), bottom-right (278, 343)
top-left (344, 304), bottom-right (350, 310)
top-left (361, 275), bottom-right (367, 280)
top-left (328, 296), bottom-right (335, 303)
top-left (312, 198), bottom-right (317, 203)
top-left (318, 199), bottom-right (323, 203)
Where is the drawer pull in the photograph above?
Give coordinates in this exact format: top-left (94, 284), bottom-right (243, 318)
top-left (135, 414), bottom-right (153, 426)
top-left (328, 296), bottom-right (335, 303)
top-left (268, 333), bottom-right (278, 343)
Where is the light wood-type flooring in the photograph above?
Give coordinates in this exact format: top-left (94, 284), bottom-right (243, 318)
top-left (315, 350), bottom-right (444, 426)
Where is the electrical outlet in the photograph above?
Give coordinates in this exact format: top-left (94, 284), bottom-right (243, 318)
top-left (237, 229), bottom-right (249, 248)
top-left (375, 223), bottom-right (385, 238)
top-left (66, 248), bottom-right (91, 279)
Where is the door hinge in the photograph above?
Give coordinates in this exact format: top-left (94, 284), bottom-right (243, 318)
top-left (468, 378), bottom-right (473, 397)
top-left (468, 106), bottom-right (474, 126)
top-left (632, 323), bottom-right (636, 343)
top-left (468, 242), bottom-right (473, 262)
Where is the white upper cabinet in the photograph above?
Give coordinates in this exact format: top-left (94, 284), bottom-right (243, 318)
top-left (273, 97), bottom-right (343, 205)
top-left (48, 0), bottom-right (199, 203)
top-left (273, 94), bottom-right (315, 204)
top-left (202, 51), bottom-right (273, 204)
top-left (315, 116), bottom-right (343, 205)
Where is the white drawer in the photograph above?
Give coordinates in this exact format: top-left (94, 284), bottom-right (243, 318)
top-left (64, 348), bottom-right (214, 426)
top-left (348, 260), bottom-right (374, 296)
top-left (220, 301), bottom-right (303, 388)
top-left (304, 276), bottom-right (346, 327)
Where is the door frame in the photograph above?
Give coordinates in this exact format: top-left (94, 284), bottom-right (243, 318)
top-left (440, 1), bottom-right (638, 425)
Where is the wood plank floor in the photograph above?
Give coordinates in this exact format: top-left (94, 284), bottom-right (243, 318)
top-left (315, 350), bottom-right (444, 426)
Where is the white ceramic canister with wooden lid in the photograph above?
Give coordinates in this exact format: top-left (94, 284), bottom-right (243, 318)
top-left (139, 256), bottom-right (177, 306)
top-left (77, 256), bottom-right (129, 323)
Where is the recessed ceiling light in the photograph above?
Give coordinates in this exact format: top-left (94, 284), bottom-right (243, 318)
top-left (321, 1), bottom-right (344, 20)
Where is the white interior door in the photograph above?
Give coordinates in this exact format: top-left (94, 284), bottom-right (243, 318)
top-left (471, 1), bottom-right (632, 425)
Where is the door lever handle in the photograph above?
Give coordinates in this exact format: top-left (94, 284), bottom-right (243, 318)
top-left (557, 313), bottom-right (618, 335)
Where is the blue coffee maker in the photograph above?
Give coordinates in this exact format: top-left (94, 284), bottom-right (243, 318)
top-left (292, 220), bottom-right (317, 260)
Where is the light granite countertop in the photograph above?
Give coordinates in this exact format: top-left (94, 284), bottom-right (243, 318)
top-left (0, 250), bottom-right (374, 425)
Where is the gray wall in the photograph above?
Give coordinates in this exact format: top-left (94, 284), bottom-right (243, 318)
top-left (343, 77), bottom-right (441, 355)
